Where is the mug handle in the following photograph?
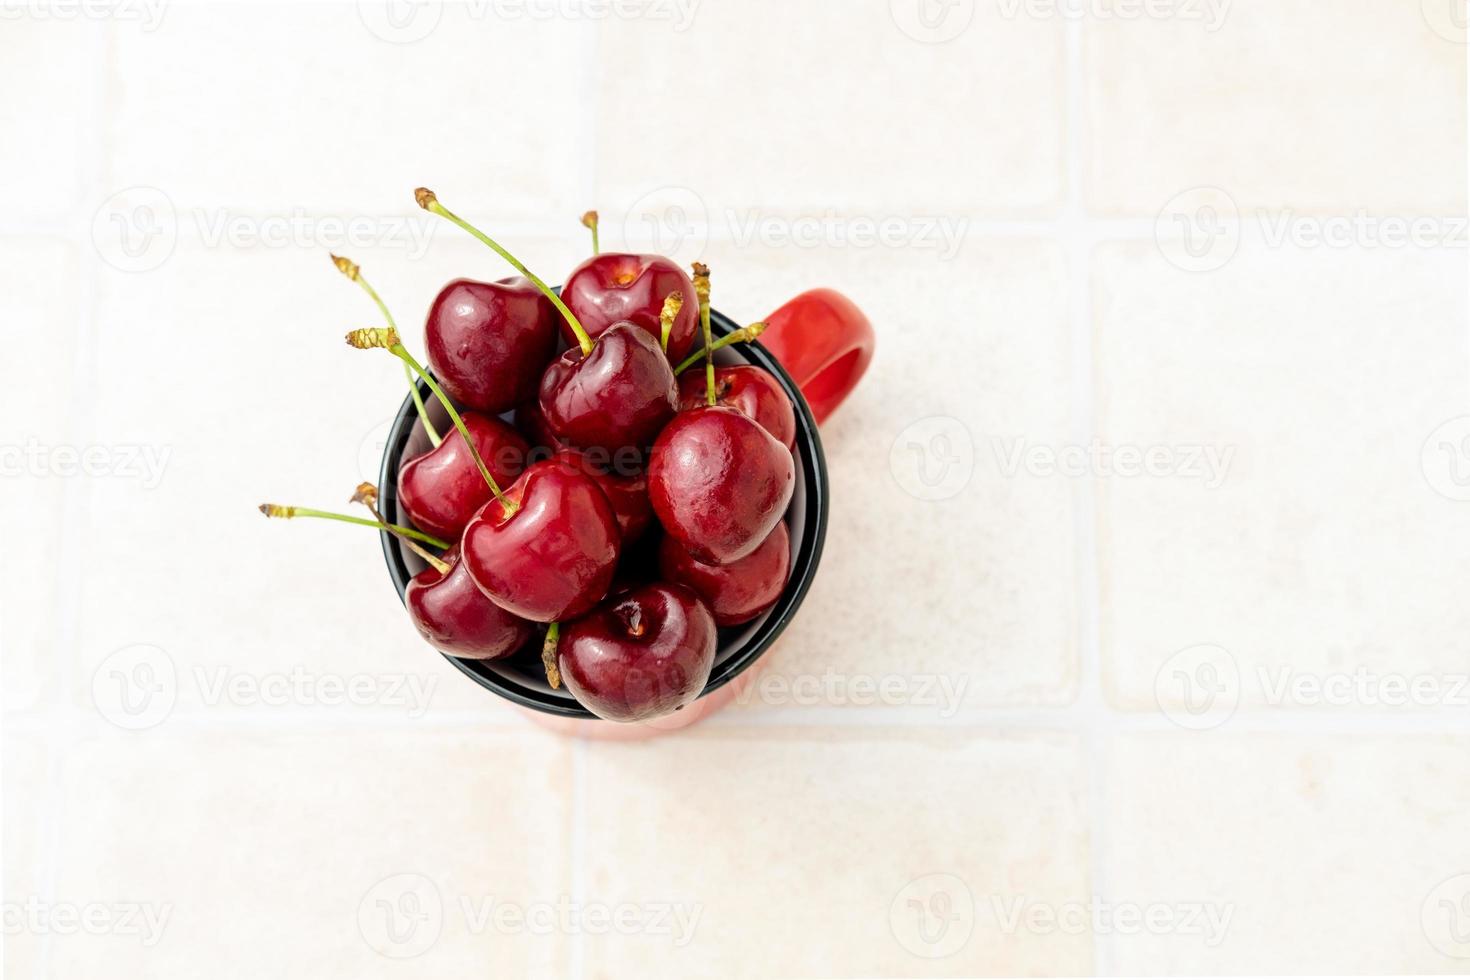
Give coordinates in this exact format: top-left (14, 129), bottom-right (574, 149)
top-left (760, 289), bottom-right (876, 426)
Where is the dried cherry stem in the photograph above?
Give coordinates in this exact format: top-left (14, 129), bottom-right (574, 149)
top-left (691, 262), bottom-right (715, 405)
top-left (345, 327), bottom-right (516, 514)
top-left (659, 292), bottom-right (684, 353)
top-left (581, 211), bottom-right (600, 255)
top-left (673, 321), bottom-right (768, 375)
top-left (541, 622), bottom-right (562, 689)
top-left (331, 254), bottom-right (441, 447)
top-left (415, 187), bottom-right (594, 356)
top-left (350, 483), bottom-right (449, 574)
top-left (257, 502), bottom-right (450, 554)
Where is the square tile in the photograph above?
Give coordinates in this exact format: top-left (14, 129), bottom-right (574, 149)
top-left (1105, 734), bottom-right (1470, 973)
top-left (595, 0), bottom-right (1065, 221)
top-left (47, 728), bottom-right (572, 977)
top-left (1094, 240), bottom-right (1470, 716)
top-left (583, 728), bottom-right (1091, 977)
top-left (71, 239), bottom-right (581, 724)
top-left (687, 236), bottom-right (1078, 713)
top-left (1085, 0), bottom-right (1467, 213)
top-left (0, 238), bottom-right (81, 713)
top-left (104, 2), bottom-right (585, 217)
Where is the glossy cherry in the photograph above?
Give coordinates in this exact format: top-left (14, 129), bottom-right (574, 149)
top-left (398, 412), bottom-right (530, 540)
top-left (515, 398), bottom-right (568, 456)
top-left (424, 277), bottom-right (558, 413)
top-left (678, 364), bottom-right (796, 451)
top-left (549, 447), bottom-right (653, 544)
top-left (557, 582), bottom-right (716, 722)
top-left (648, 406), bottom-right (795, 565)
top-left (406, 545), bottom-right (534, 660)
top-left (658, 521), bottom-right (791, 626)
top-left (561, 253), bottom-right (701, 362)
top-left (461, 460), bottom-right (620, 622)
top-left (538, 322), bottom-right (678, 454)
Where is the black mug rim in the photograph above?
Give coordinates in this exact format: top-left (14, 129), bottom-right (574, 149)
top-left (377, 306), bottom-right (829, 720)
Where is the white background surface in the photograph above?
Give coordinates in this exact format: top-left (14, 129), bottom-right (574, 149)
top-left (2, 0), bottom-right (1468, 976)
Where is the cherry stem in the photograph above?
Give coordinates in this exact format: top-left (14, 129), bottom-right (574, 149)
top-left (345, 328), bottom-right (516, 515)
top-left (416, 188), bottom-right (594, 357)
top-left (332, 254), bottom-right (441, 448)
top-left (257, 503), bottom-right (450, 551)
top-left (541, 622), bottom-right (562, 689)
top-left (659, 292), bottom-right (683, 353)
top-left (581, 211), bottom-right (600, 255)
top-left (692, 263), bottom-right (715, 405)
top-left (350, 483), bottom-right (450, 574)
top-left (673, 321), bottom-right (768, 375)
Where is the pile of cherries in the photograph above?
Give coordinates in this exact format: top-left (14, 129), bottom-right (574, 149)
top-left (263, 190), bottom-right (798, 723)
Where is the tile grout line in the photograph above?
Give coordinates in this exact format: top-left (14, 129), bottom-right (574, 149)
top-left (1059, 17), bottom-right (1118, 977)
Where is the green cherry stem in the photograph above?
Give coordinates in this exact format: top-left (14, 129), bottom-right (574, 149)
top-left (541, 622), bottom-right (561, 689)
top-left (345, 327), bottom-right (516, 514)
top-left (416, 187), bottom-right (594, 357)
top-left (331, 254), bottom-right (441, 447)
top-left (692, 263), bottom-right (715, 405)
top-left (672, 321), bottom-right (769, 375)
top-left (258, 503), bottom-right (450, 553)
top-left (581, 211), bottom-right (600, 255)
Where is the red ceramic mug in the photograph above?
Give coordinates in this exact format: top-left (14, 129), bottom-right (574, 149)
top-left (378, 288), bottom-right (875, 738)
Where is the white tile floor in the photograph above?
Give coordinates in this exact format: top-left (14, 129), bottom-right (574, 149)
top-left (2, 1), bottom-right (1467, 976)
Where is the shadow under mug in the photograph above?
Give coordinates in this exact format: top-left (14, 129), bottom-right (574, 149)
top-left (377, 288), bottom-right (875, 736)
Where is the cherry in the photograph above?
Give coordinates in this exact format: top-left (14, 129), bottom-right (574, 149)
top-left (423, 276), bottom-right (557, 413)
top-left (417, 188), bottom-right (678, 456)
top-left (648, 406), bottom-right (794, 565)
top-left (398, 411), bottom-right (529, 540)
top-left (561, 250), bottom-right (701, 361)
top-left (549, 447), bottom-right (653, 544)
top-left (537, 323), bottom-right (678, 454)
top-left (461, 460), bottom-right (621, 623)
top-left (405, 544), bottom-right (533, 661)
top-left (678, 364), bottom-right (796, 451)
top-left (658, 521), bottom-right (791, 626)
top-left (552, 582), bottom-right (716, 722)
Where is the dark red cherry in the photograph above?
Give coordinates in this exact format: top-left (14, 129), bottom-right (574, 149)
top-left (398, 412), bottom-right (530, 540)
top-left (558, 582), bottom-right (716, 722)
top-left (678, 364), bottom-right (796, 451)
top-left (658, 522), bottom-right (790, 626)
top-left (424, 277), bottom-right (558, 413)
top-left (562, 254), bottom-right (700, 362)
top-left (648, 406), bottom-right (795, 565)
top-left (549, 448), bottom-right (653, 544)
top-left (406, 546), bottom-right (534, 660)
top-left (462, 461), bottom-right (620, 622)
top-left (538, 322), bottom-right (678, 454)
